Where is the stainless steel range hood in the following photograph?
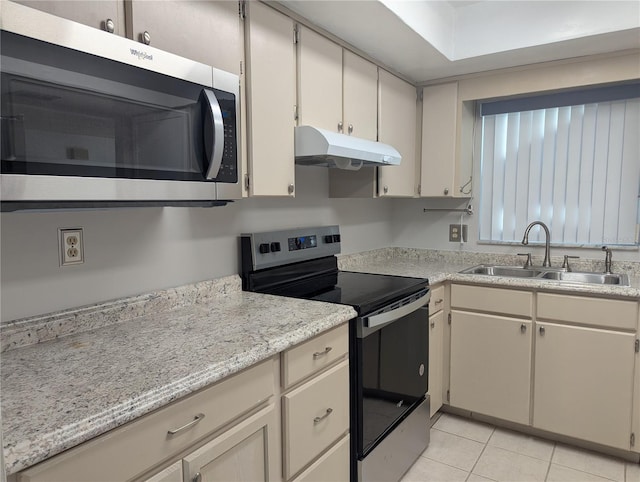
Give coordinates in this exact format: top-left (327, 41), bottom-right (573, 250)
top-left (294, 125), bottom-right (401, 170)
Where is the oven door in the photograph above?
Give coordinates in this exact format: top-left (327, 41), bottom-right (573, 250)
top-left (353, 293), bottom-right (430, 459)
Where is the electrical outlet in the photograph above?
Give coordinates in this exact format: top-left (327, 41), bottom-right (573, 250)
top-left (59, 228), bottom-right (84, 266)
top-left (449, 224), bottom-right (468, 242)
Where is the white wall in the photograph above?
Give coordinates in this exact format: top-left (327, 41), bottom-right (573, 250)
top-left (0, 167), bottom-right (394, 322)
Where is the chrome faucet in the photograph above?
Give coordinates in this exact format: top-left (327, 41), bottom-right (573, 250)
top-left (521, 221), bottom-right (552, 267)
top-left (602, 246), bottom-right (613, 274)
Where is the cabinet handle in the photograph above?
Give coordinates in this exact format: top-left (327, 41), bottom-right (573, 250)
top-left (520, 324), bottom-right (526, 333)
top-left (103, 18), bottom-right (115, 34)
top-left (141, 30), bottom-right (151, 45)
top-left (313, 346), bottom-right (332, 359)
top-left (338, 121), bottom-right (343, 133)
top-left (430, 321), bottom-right (435, 328)
top-left (193, 473), bottom-right (202, 482)
top-left (539, 326), bottom-right (545, 336)
top-left (288, 183), bottom-right (295, 195)
top-left (444, 188), bottom-right (449, 195)
top-left (314, 408), bottom-right (333, 424)
top-left (348, 124), bottom-right (354, 134)
top-left (434, 298), bottom-right (443, 305)
top-left (383, 186), bottom-right (389, 194)
top-left (167, 413), bottom-right (205, 435)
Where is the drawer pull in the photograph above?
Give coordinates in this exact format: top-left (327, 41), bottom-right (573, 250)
top-left (313, 408), bottom-right (333, 425)
top-left (434, 298), bottom-right (444, 305)
top-left (521, 324), bottom-right (527, 333)
top-left (167, 413), bottom-right (205, 436)
top-left (313, 347), bottom-right (333, 359)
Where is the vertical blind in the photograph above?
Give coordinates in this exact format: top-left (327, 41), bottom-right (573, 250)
top-left (479, 94), bottom-right (640, 246)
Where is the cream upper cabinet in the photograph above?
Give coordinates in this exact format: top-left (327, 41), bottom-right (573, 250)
top-left (342, 50), bottom-right (378, 141)
top-left (125, 0), bottom-right (242, 75)
top-left (420, 82), bottom-right (468, 198)
top-left (244, 1), bottom-right (296, 197)
top-left (296, 26), bottom-right (342, 131)
top-left (378, 69), bottom-right (419, 197)
top-left (297, 26), bottom-right (377, 139)
top-left (11, 0), bottom-right (125, 35)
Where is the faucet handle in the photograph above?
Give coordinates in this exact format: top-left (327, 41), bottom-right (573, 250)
top-left (602, 246), bottom-right (613, 274)
top-left (517, 253), bottom-right (533, 268)
top-left (562, 255), bottom-right (579, 271)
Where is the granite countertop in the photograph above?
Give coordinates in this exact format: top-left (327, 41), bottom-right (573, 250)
top-left (1, 276), bottom-right (356, 475)
top-left (339, 248), bottom-right (640, 299)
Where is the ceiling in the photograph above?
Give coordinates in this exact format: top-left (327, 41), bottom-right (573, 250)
top-left (278, 0), bottom-right (640, 84)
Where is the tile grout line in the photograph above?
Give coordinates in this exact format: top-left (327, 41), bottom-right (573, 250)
top-left (544, 443), bottom-right (557, 481)
top-left (466, 425), bottom-right (496, 479)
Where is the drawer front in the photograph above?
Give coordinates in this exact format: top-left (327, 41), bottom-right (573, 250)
top-left (291, 434), bottom-right (350, 482)
top-left (429, 284), bottom-right (445, 315)
top-left (283, 360), bottom-right (349, 479)
top-left (537, 292), bottom-right (637, 330)
top-left (19, 359), bottom-right (275, 482)
top-left (451, 284), bottom-right (532, 317)
top-left (282, 324), bottom-right (348, 388)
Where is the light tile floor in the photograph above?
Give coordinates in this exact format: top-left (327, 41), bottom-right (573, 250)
top-left (401, 413), bottom-right (640, 482)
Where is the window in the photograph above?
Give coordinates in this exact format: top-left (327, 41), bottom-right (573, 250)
top-left (478, 83), bottom-right (640, 247)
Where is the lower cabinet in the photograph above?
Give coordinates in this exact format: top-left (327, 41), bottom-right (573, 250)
top-left (448, 284), bottom-right (639, 453)
top-left (182, 404), bottom-right (278, 482)
top-left (290, 434), bottom-right (350, 482)
top-left (449, 310), bottom-right (532, 425)
top-left (427, 284), bottom-right (445, 417)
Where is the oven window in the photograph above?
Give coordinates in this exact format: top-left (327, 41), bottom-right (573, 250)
top-left (359, 307), bottom-right (429, 455)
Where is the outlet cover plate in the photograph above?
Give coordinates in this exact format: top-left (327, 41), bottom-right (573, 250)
top-left (59, 228), bottom-right (84, 266)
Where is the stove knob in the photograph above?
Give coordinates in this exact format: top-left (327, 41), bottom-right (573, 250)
top-left (324, 235), bottom-right (334, 244)
top-left (270, 242), bottom-right (281, 252)
top-left (259, 243), bottom-right (270, 254)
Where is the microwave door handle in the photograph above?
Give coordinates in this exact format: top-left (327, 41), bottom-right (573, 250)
top-left (202, 89), bottom-right (224, 180)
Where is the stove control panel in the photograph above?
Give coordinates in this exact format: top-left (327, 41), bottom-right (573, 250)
top-left (241, 225), bottom-right (341, 271)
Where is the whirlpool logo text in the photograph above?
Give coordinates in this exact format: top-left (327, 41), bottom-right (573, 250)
top-left (129, 49), bottom-right (153, 61)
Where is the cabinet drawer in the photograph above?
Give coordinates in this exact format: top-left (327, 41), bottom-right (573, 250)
top-left (429, 284), bottom-right (445, 315)
top-left (282, 324), bottom-right (348, 388)
top-left (451, 284), bottom-right (532, 317)
top-left (291, 434), bottom-right (350, 482)
top-left (19, 359), bottom-right (276, 482)
top-left (283, 360), bottom-right (349, 479)
top-left (537, 293), bottom-right (637, 330)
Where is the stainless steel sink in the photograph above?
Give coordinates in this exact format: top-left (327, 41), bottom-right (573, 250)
top-left (460, 265), bottom-right (543, 278)
top-left (459, 264), bottom-right (631, 286)
top-left (540, 271), bottom-right (630, 285)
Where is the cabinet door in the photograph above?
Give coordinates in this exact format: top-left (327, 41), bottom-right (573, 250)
top-left (144, 461), bottom-right (182, 482)
top-left (343, 51), bottom-right (377, 141)
top-left (245, 1), bottom-right (295, 197)
top-left (450, 310), bottom-right (532, 425)
top-left (183, 404), bottom-right (279, 482)
top-left (297, 26), bottom-right (342, 131)
top-left (12, 0), bottom-right (124, 34)
top-left (378, 69), bottom-right (418, 197)
top-left (428, 309), bottom-right (445, 417)
top-left (291, 434), bottom-right (350, 482)
top-left (533, 322), bottom-right (635, 450)
top-left (420, 82), bottom-right (457, 197)
top-left (126, 0), bottom-right (242, 75)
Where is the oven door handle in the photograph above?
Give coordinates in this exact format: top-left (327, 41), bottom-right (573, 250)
top-left (363, 291), bottom-right (430, 330)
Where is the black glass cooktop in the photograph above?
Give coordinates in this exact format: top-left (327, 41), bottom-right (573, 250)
top-left (257, 270), bottom-right (428, 315)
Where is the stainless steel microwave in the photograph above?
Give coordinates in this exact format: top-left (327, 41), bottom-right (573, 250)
top-left (0, 2), bottom-right (241, 211)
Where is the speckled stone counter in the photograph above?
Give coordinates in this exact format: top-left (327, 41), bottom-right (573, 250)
top-left (339, 248), bottom-right (640, 299)
top-left (1, 275), bottom-right (356, 475)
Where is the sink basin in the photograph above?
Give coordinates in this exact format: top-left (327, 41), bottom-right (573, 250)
top-left (540, 271), bottom-right (630, 285)
top-left (459, 264), bottom-right (631, 286)
top-left (460, 265), bottom-right (543, 278)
